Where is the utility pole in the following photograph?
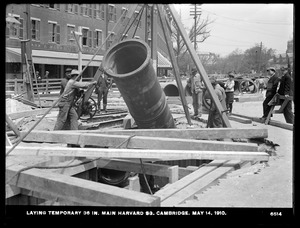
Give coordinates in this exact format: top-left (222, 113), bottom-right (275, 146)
top-left (258, 41), bottom-right (262, 73)
top-left (189, 4), bottom-right (201, 51)
top-left (22, 4), bottom-right (34, 102)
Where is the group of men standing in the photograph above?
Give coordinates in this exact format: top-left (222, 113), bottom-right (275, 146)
top-left (261, 66), bottom-right (294, 124)
top-left (188, 65), bottom-right (294, 128)
top-left (188, 68), bottom-right (235, 128)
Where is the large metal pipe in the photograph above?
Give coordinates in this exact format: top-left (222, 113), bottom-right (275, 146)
top-left (102, 39), bottom-right (175, 129)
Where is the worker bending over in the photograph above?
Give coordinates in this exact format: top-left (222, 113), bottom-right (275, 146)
top-left (54, 69), bottom-right (97, 130)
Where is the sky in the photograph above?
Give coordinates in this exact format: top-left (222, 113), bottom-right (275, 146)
top-left (173, 4), bottom-right (293, 57)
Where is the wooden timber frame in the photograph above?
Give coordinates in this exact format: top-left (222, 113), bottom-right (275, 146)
top-left (6, 4), bottom-right (270, 207)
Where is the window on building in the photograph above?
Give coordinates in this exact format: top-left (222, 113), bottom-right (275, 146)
top-left (31, 19), bottom-right (40, 41)
top-left (6, 15), bottom-right (22, 39)
top-left (121, 8), bottom-right (128, 22)
top-left (48, 22), bottom-right (60, 44)
top-left (82, 28), bottom-right (92, 47)
top-left (108, 5), bottom-right (117, 22)
top-left (122, 33), bottom-right (128, 40)
top-left (19, 18), bottom-right (24, 39)
top-left (147, 38), bottom-right (152, 48)
top-left (134, 11), bottom-right (142, 28)
top-left (49, 4), bottom-right (60, 10)
top-left (67, 25), bottom-right (75, 43)
top-left (107, 32), bottom-right (115, 49)
top-left (65, 4), bottom-right (73, 13)
top-left (100, 4), bottom-right (105, 20)
top-left (94, 30), bottom-right (103, 47)
top-left (80, 4), bottom-right (92, 17)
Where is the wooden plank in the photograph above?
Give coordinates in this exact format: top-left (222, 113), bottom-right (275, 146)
top-left (8, 108), bottom-right (51, 120)
top-left (6, 114), bottom-right (20, 136)
top-left (228, 115), bottom-right (252, 124)
top-left (128, 176), bottom-right (140, 192)
top-left (6, 184), bottom-right (21, 198)
top-left (231, 113), bottom-right (293, 131)
top-left (161, 160), bottom-right (243, 206)
top-left (155, 160), bottom-right (228, 201)
top-left (6, 134), bottom-right (12, 147)
top-left (168, 166), bottom-right (179, 183)
top-left (97, 159), bottom-right (173, 178)
top-left (21, 130), bottom-right (259, 151)
top-left (98, 159), bottom-right (195, 181)
top-left (7, 146), bottom-right (269, 161)
top-left (72, 127), bottom-right (268, 139)
top-left (157, 4), bottom-right (192, 125)
top-left (6, 164), bottom-right (160, 206)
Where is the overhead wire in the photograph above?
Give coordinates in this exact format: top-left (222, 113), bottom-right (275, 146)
top-left (202, 8), bottom-right (292, 25)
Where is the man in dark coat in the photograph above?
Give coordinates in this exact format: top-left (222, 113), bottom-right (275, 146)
top-left (95, 70), bottom-right (112, 113)
top-left (260, 67), bottom-right (280, 121)
top-left (277, 66), bottom-right (294, 124)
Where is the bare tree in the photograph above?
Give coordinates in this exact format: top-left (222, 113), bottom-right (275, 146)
top-left (170, 14), bottom-right (215, 73)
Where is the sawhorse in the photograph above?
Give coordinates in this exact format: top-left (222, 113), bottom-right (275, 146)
top-left (265, 94), bottom-right (293, 124)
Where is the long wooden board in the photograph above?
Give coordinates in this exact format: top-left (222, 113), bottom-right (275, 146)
top-left (7, 146), bottom-right (269, 161)
top-left (20, 130), bottom-right (259, 152)
top-left (66, 127), bottom-right (268, 140)
top-left (161, 160), bottom-right (243, 206)
top-left (155, 160), bottom-right (228, 201)
top-left (231, 113), bottom-right (293, 131)
top-left (8, 108), bottom-right (51, 120)
top-left (6, 164), bottom-right (160, 206)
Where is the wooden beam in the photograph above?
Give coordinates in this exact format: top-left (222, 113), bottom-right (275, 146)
top-left (6, 114), bottom-right (20, 136)
top-left (7, 146), bottom-right (269, 162)
top-left (157, 4), bottom-right (192, 125)
top-left (155, 160), bottom-right (227, 201)
top-left (231, 113), bottom-right (293, 131)
top-left (6, 184), bottom-right (21, 198)
top-left (161, 160), bottom-right (243, 206)
top-left (6, 164), bottom-right (160, 206)
top-left (21, 130), bottom-right (259, 151)
top-left (228, 116), bottom-right (252, 124)
top-left (167, 4), bottom-right (231, 128)
top-left (68, 127), bottom-right (268, 139)
top-left (8, 108), bottom-right (50, 120)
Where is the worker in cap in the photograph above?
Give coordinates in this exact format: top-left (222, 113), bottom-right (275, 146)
top-left (260, 66), bottom-right (280, 121)
top-left (224, 72), bottom-right (235, 114)
top-left (266, 67), bottom-right (276, 72)
top-left (60, 68), bottom-right (73, 95)
top-left (207, 76), bottom-right (226, 128)
top-left (54, 69), bottom-right (97, 131)
top-left (187, 68), bottom-right (204, 117)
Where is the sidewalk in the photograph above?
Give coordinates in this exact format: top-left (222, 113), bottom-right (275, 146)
top-left (181, 101), bottom-right (293, 207)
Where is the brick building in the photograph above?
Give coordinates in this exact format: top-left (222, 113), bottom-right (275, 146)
top-left (6, 4), bottom-right (172, 79)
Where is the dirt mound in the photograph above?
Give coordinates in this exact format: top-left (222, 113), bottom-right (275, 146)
top-left (6, 98), bottom-right (33, 114)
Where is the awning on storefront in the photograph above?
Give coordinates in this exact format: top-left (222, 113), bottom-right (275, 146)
top-left (6, 48), bottom-right (21, 63)
top-left (157, 52), bottom-right (172, 69)
top-left (6, 47), bottom-right (102, 67)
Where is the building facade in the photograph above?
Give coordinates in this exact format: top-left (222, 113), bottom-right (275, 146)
top-left (6, 4), bottom-right (172, 79)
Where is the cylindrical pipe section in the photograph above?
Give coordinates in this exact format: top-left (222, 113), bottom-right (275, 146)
top-left (102, 39), bottom-right (175, 129)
